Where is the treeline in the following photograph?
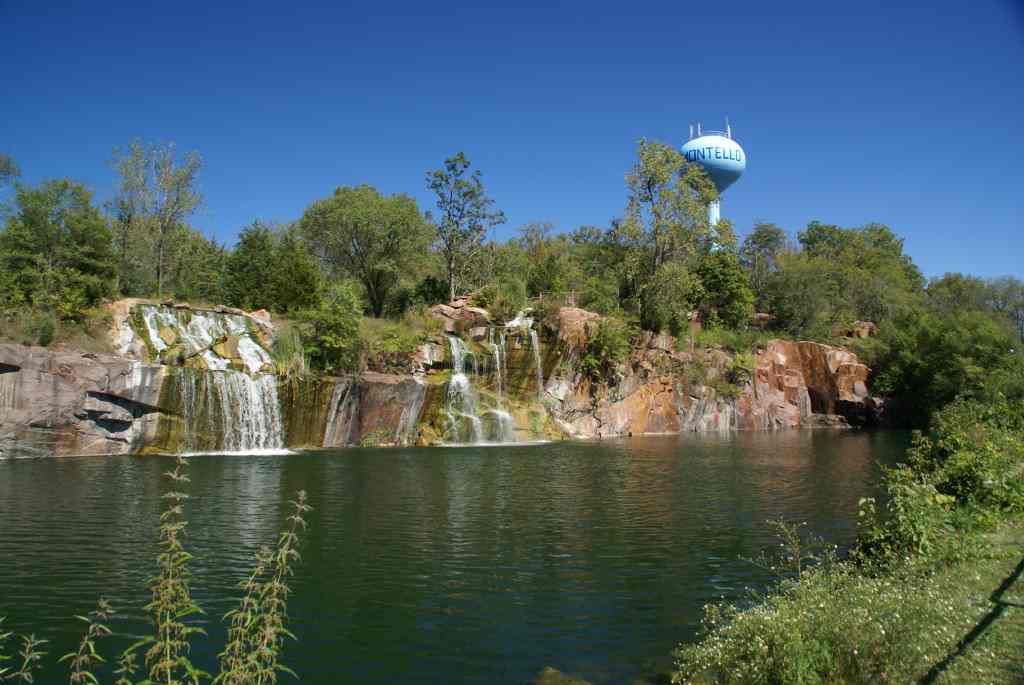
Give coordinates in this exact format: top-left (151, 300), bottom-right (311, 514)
top-left (1, 145), bottom-right (1021, 424)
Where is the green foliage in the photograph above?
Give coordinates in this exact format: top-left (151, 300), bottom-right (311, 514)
top-left (360, 313), bottom-right (432, 373)
top-left (623, 139), bottom-right (716, 272)
top-left (0, 179), bottom-right (115, 318)
top-left (579, 317), bottom-right (632, 382)
top-left (270, 326), bottom-right (308, 379)
top-left (426, 153), bottom-right (506, 301)
top-left (295, 282), bottom-right (363, 374)
top-left (299, 185), bottom-right (430, 316)
top-left (692, 327), bottom-right (780, 354)
top-left (739, 222), bottom-right (787, 309)
top-left (641, 261), bottom-right (704, 336)
top-left (764, 222), bottom-right (924, 339)
top-left (138, 455), bottom-right (208, 685)
top-left (870, 307), bottom-right (1020, 425)
top-left (696, 252), bottom-right (754, 329)
top-left (474, 277), bottom-right (527, 323)
top-left (215, 492), bottom-right (311, 685)
top-left (60, 598), bottom-right (114, 685)
top-left (224, 222), bottom-right (322, 314)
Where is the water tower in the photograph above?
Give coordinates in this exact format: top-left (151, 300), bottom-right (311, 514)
top-left (681, 120), bottom-right (746, 226)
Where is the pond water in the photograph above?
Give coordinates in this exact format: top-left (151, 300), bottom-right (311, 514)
top-left (0, 430), bottom-right (909, 684)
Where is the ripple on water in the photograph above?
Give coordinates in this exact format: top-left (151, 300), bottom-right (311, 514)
top-left (0, 431), bottom-right (910, 684)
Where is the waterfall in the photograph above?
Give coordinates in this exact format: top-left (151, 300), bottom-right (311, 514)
top-left (139, 304), bottom-right (272, 373)
top-left (529, 328), bottom-right (544, 400)
top-left (445, 335), bottom-right (484, 443)
top-left (396, 378), bottom-right (427, 445)
top-left (172, 369), bottom-right (284, 452)
top-left (323, 380), bottom-right (359, 447)
top-left (444, 334), bottom-right (523, 444)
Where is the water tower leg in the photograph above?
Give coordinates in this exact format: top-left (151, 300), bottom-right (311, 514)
top-left (708, 200), bottom-right (721, 227)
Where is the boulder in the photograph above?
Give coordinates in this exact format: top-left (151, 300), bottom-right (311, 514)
top-left (0, 344), bottom-right (165, 458)
top-left (212, 335), bottom-right (241, 360)
top-left (248, 309), bottom-right (272, 326)
top-left (556, 307), bottom-right (601, 347)
top-left (429, 299), bottom-right (491, 333)
top-left (413, 342), bottom-right (445, 370)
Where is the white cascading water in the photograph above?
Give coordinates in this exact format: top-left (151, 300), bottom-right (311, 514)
top-left (484, 328), bottom-right (516, 442)
top-left (140, 305), bottom-right (272, 374)
top-left (445, 336), bottom-right (484, 443)
top-left (529, 328), bottom-right (544, 400)
top-left (175, 370), bottom-right (284, 452)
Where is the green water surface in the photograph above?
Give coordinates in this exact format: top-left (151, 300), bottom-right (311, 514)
top-left (0, 430), bottom-right (909, 684)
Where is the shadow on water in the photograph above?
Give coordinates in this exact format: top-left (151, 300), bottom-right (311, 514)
top-left (0, 430), bottom-right (910, 684)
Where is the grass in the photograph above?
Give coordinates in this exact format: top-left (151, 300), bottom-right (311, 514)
top-left (0, 306), bottom-right (115, 353)
top-left (672, 516), bottom-right (1024, 685)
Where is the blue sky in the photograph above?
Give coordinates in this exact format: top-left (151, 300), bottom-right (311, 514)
top-left (2, 0), bottom-right (1022, 278)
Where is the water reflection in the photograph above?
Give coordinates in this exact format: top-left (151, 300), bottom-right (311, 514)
top-left (0, 431), bottom-right (909, 684)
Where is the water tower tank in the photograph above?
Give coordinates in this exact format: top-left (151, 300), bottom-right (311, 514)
top-left (681, 121), bottom-right (746, 226)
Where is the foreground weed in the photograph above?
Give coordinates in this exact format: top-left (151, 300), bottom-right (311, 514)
top-left (1, 459), bottom-right (313, 684)
top-left (60, 598), bottom-right (114, 684)
top-left (215, 491), bottom-right (312, 685)
top-left (137, 455), bottom-right (208, 685)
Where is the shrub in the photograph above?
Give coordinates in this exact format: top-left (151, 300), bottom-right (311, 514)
top-left (641, 261), bottom-right (704, 336)
top-left (295, 282), bottom-right (363, 374)
top-left (579, 317), bottom-right (632, 383)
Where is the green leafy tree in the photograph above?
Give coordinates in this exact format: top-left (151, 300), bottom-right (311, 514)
top-left (697, 251), bottom-right (755, 328)
top-left (167, 229), bottom-right (226, 304)
top-left (0, 154), bottom-right (19, 186)
top-left (296, 282), bottom-right (362, 373)
top-left (0, 179), bottom-right (115, 317)
top-left (224, 222), bottom-right (322, 313)
top-left (224, 222), bottom-right (280, 311)
top-left (271, 229), bottom-right (323, 313)
top-left (426, 153), bottom-right (506, 301)
top-left (300, 185), bottom-right (430, 316)
top-left (622, 139), bottom-right (717, 273)
top-left (872, 307), bottom-right (1021, 425)
top-left (109, 141), bottom-right (202, 297)
top-left (641, 260), bottom-right (705, 335)
top-left (739, 222), bottom-right (787, 309)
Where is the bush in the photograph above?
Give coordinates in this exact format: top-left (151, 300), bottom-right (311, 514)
top-left (672, 554), bottom-right (980, 685)
top-left (579, 317), bottom-right (632, 382)
top-left (696, 252), bottom-right (754, 329)
top-left (474, 277), bottom-right (527, 323)
top-left (295, 282), bottom-right (362, 374)
top-left (641, 261), bottom-right (704, 336)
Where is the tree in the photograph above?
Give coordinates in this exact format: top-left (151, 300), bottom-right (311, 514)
top-left (740, 222), bottom-right (787, 308)
top-left (224, 221), bottom-right (280, 310)
top-left (986, 276), bottom-right (1024, 342)
top-left (697, 251), bottom-right (755, 328)
top-left (641, 260), bottom-right (705, 335)
top-left (272, 229), bottom-right (323, 313)
top-left (426, 152), bottom-right (505, 301)
top-left (109, 141), bottom-right (202, 297)
top-left (296, 282), bottom-right (362, 373)
top-left (872, 307), bottom-right (1021, 425)
top-left (109, 141), bottom-right (153, 295)
top-left (300, 185), bottom-right (430, 316)
top-left (224, 222), bottom-right (322, 313)
top-left (0, 179), bottom-right (115, 317)
top-left (0, 154), bottom-right (20, 187)
top-left (152, 144), bottom-right (202, 297)
top-left (167, 228), bottom-right (226, 303)
top-left (622, 139), bottom-right (717, 273)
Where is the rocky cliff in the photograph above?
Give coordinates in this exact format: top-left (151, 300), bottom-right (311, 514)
top-left (0, 300), bottom-right (880, 458)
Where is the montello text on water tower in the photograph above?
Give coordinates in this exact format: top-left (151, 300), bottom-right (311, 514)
top-left (681, 119), bottom-right (746, 227)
